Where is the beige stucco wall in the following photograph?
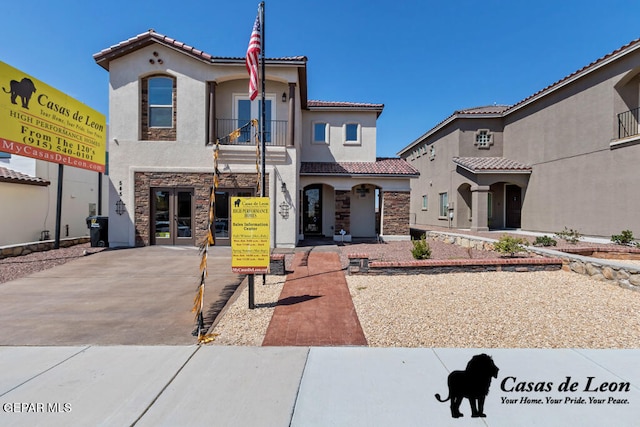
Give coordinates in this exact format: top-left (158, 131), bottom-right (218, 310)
top-left (300, 110), bottom-right (377, 163)
top-left (503, 51), bottom-right (640, 237)
top-left (406, 127), bottom-right (460, 228)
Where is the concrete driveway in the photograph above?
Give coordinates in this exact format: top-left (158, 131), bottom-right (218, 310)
top-left (0, 246), bottom-right (243, 345)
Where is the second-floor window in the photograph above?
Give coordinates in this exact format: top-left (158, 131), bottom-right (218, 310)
top-left (141, 75), bottom-right (176, 141)
top-left (148, 77), bottom-right (173, 128)
top-left (313, 122), bottom-right (329, 144)
top-left (344, 123), bottom-right (360, 145)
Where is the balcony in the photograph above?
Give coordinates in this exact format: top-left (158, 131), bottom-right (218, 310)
top-left (617, 108), bottom-right (640, 139)
top-left (215, 119), bottom-right (287, 146)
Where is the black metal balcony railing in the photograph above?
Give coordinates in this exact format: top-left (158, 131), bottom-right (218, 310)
top-left (618, 108), bottom-right (640, 139)
top-left (215, 119), bottom-right (287, 146)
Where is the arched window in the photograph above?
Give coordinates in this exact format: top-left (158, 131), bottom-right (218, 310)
top-left (141, 75), bottom-right (176, 141)
top-left (148, 77), bottom-right (173, 127)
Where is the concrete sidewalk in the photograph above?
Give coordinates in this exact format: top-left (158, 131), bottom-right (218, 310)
top-left (0, 346), bottom-right (638, 426)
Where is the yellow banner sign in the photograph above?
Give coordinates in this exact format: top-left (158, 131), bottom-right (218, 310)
top-left (0, 61), bottom-right (106, 173)
top-left (231, 197), bottom-right (271, 274)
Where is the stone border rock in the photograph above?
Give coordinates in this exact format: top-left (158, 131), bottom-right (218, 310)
top-left (0, 237), bottom-right (90, 259)
top-left (423, 230), bottom-right (640, 292)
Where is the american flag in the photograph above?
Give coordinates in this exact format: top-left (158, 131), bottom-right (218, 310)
top-left (246, 14), bottom-right (261, 101)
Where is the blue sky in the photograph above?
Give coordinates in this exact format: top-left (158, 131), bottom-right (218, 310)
top-left (4, 0), bottom-right (640, 157)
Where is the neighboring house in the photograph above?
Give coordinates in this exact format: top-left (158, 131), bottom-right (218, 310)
top-left (0, 153), bottom-right (107, 246)
top-left (93, 30), bottom-right (418, 248)
top-left (399, 38), bottom-right (640, 238)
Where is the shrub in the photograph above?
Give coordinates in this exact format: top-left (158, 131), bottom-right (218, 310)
top-left (493, 235), bottom-right (528, 257)
top-left (533, 235), bottom-right (557, 247)
top-left (411, 234), bottom-right (432, 260)
top-left (555, 227), bottom-right (582, 244)
top-left (611, 230), bottom-right (637, 246)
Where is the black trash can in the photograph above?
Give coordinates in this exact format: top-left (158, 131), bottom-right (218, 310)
top-left (86, 216), bottom-right (109, 247)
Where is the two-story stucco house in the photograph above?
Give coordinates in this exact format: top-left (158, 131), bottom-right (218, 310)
top-left (93, 30), bottom-right (418, 248)
top-left (399, 38), bottom-right (640, 238)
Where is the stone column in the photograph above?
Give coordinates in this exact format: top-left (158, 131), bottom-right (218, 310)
top-left (287, 82), bottom-right (296, 147)
top-left (335, 190), bottom-right (351, 236)
top-left (470, 185), bottom-right (490, 232)
top-left (382, 191), bottom-right (410, 236)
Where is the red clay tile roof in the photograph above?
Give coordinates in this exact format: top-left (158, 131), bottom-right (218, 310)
top-left (301, 158), bottom-right (419, 177)
top-left (452, 157), bottom-right (531, 173)
top-left (0, 167), bottom-right (50, 186)
top-left (455, 105), bottom-right (511, 115)
top-left (307, 100), bottom-right (384, 117)
top-left (93, 29), bottom-right (307, 70)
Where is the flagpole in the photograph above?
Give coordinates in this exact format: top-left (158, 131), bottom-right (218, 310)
top-left (260, 1), bottom-right (266, 199)
top-left (259, 1), bottom-right (267, 288)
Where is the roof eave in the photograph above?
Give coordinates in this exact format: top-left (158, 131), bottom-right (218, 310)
top-left (300, 172), bottom-right (419, 178)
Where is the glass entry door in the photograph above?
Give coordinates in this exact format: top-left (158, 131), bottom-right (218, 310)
top-left (213, 188), bottom-right (254, 246)
top-left (152, 188), bottom-right (195, 245)
top-left (303, 185), bottom-right (322, 235)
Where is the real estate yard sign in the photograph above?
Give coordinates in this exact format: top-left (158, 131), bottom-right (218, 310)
top-left (231, 197), bottom-right (270, 274)
top-left (0, 61), bottom-right (106, 173)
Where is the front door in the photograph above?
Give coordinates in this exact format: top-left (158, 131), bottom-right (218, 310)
top-left (303, 185), bottom-right (323, 235)
top-left (505, 184), bottom-right (522, 229)
top-left (152, 188), bottom-right (195, 245)
top-left (213, 188), bottom-right (254, 246)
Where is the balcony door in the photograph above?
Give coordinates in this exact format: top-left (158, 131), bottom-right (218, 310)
top-left (234, 94), bottom-right (275, 143)
top-left (152, 188), bottom-right (195, 246)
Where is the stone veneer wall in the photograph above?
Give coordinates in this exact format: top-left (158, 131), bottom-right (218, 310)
top-left (424, 230), bottom-right (640, 292)
top-left (335, 190), bottom-right (351, 235)
top-left (134, 172), bottom-right (266, 246)
top-left (382, 191), bottom-right (410, 235)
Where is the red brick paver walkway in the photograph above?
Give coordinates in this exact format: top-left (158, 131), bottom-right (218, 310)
top-left (262, 250), bottom-right (367, 346)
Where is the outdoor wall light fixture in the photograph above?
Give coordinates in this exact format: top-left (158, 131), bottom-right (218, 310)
top-left (279, 201), bottom-right (290, 219)
top-left (282, 92), bottom-right (287, 102)
top-left (115, 199), bottom-right (126, 216)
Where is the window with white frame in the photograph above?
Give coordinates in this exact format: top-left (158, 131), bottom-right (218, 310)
top-left (439, 192), bottom-right (448, 217)
top-left (344, 123), bottom-right (360, 145)
top-left (148, 77), bottom-right (174, 128)
top-left (475, 129), bottom-right (493, 148)
top-left (429, 145), bottom-right (436, 160)
top-left (313, 122), bottom-right (329, 144)
top-left (422, 195), bottom-right (428, 210)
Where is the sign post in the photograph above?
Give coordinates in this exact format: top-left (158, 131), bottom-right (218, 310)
top-left (231, 197), bottom-right (270, 309)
